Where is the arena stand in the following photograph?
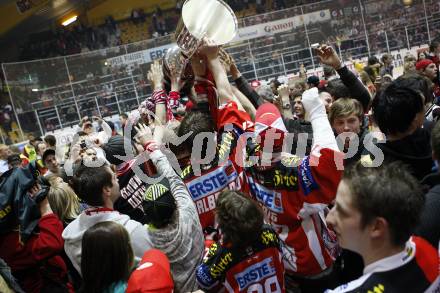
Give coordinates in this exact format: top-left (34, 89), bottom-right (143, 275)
top-left (1, 0), bottom-right (440, 147)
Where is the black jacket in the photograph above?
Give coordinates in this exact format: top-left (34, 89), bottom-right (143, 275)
top-left (377, 128), bottom-right (433, 181)
top-left (337, 65), bottom-right (371, 111)
top-left (0, 163), bottom-right (49, 242)
top-left (343, 123), bottom-right (371, 166)
top-left (415, 172), bottom-right (440, 247)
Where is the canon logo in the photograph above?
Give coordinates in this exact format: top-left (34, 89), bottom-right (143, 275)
top-left (264, 21), bottom-right (294, 33)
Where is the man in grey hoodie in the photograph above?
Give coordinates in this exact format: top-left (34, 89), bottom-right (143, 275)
top-left (135, 123), bottom-right (205, 293)
top-left (62, 162), bottom-right (153, 275)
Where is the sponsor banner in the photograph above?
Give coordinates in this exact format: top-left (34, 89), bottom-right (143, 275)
top-left (232, 9), bottom-right (331, 42)
top-left (106, 43), bottom-right (176, 67)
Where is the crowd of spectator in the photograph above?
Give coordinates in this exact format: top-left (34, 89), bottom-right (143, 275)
top-left (0, 35), bottom-right (440, 293)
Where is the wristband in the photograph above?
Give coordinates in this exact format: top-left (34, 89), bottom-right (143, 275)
top-left (143, 141), bottom-right (159, 153)
top-left (152, 89), bottom-right (167, 104)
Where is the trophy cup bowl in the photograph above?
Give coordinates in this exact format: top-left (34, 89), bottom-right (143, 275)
top-left (164, 0), bottom-right (237, 93)
top-left (175, 0), bottom-right (238, 58)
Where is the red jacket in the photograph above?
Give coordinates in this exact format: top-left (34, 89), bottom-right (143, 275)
top-left (0, 213), bottom-right (68, 293)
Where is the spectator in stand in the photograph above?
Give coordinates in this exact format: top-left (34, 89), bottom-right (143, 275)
top-left (418, 51), bottom-right (427, 61)
top-left (196, 190), bottom-right (285, 292)
top-left (62, 162), bottom-right (153, 275)
top-left (380, 53), bottom-right (394, 77)
top-left (0, 183), bottom-right (70, 292)
top-left (363, 56), bottom-right (382, 85)
top-left (35, 141), bottom-right (48, 174)
top-left (416, 59), bottom-right (440, 99)
top-left (80, 221), bottom-right (134, 293)
top-left (131, 9), bottom-right (140, 25)
top-left (416, 59), bottom-right (438, 83)
top-left (1, 105), bottom-right (12, 132)
top-left (43, 149), bottom-right (62, 177)
top-left (44, 134), bottom-right (65, 163)
top-left (0, 144), bottom-right (11, 174)
top-left (44, 134), bottom-right (56, 148)
top-left (326, 162), bottom-right (438, 292)
top-left (119, 113), bottom-right (128, 132)
top-left (270, 78), bottom-right (281, 96)
top-left (428, 37), bottom-right (440, 65)
top-left (403, 54), bottom-right (417, 74)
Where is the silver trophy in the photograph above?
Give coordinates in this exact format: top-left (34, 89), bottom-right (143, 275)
top-left (177, 0), bottom-right (238, 57)
top-left (163, 0), bottom-right (238, 82)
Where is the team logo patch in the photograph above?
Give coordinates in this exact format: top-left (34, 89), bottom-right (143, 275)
top-left (299, 156), bottom-right (319, 195)
top-left (144, 183), bottom-right (169, 201)
top-left (196, 264), bottom-right (215, 289)
top-left (186, 161), bottom-right (238, 200)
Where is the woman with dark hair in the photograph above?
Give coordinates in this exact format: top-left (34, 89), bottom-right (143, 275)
top-left (196, 190), bottom-right (285, 292)
top-left (80, 221), bottom-right (134, 293)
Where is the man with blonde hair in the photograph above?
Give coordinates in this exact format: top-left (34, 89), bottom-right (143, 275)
top-left (329, 98), bottom-right (368, 165)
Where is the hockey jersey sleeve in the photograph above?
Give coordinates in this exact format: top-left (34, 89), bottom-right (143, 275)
top-left (298, 148), bottom-right (343, 206)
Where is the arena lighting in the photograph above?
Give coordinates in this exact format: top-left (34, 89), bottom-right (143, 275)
top-left (31, 88), bottom-right (39, 92)
top-left (402, 0), bottom-right (413, 6)
top-left (62, 15), bottom-right (78, 26)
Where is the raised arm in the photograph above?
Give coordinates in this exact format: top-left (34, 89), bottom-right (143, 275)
top-left (230, 59), bottom-right (265, 108)
top-left (200, 38), bottom-right (245, 111)
top-left (317, 44), bottom-right (371, 111)
top-left (148, 60), bottom-right (167, 125)
top-left (135, 124), bottom-right (198, 215)
top-left (302, 87), bottom-right (338, 152)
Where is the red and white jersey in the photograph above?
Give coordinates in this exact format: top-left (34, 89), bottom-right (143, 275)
top-left (243, 147), bottom-right (343, 277)
top-left (181, 100), bottom-right (254, 230)
top-left (196, 226), bottom-right (285, 293)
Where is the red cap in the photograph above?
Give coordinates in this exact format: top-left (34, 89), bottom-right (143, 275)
top-left (416, 59), bottom-right (434, 71)
top-left (126, 249), bottom-right (174, 293)
top-left (318, 79), bottom-right (328, 89)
